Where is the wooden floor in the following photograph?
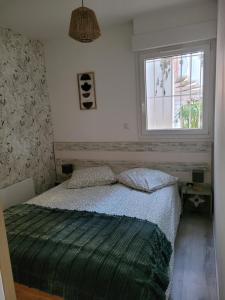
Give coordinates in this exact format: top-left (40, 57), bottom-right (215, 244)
top-left (170, 214), bottom-right (218, 300)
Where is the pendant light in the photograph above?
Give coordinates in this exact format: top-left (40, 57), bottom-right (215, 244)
top-left (69, 0), bottom-right (101, 43)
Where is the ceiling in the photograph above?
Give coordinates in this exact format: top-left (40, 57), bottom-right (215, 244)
top-left (0, 0), bottom-right (216, 40)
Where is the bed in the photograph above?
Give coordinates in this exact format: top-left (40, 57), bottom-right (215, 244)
top-left (4, 177), bottom-right (181, 300)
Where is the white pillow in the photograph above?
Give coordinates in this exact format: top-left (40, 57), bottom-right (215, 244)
top-left (118, 168), bottom-right (178, 193)
top-left (67, 166), bottom-right (116, 189)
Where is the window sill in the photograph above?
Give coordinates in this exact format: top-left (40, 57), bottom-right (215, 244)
top-left (139, 130), bottom-right (212, 141)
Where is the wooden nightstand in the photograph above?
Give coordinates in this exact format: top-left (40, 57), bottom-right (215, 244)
top-left (181, 183), bottom-right (213, 216)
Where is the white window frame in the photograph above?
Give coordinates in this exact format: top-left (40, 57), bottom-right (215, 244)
top-left (137, 40), bottom-right (215, 140)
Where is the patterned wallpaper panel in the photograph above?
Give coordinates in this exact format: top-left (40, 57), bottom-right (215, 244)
top-left (0, 28), bottom-right (55, 194)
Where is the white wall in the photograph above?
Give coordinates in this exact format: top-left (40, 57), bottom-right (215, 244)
top-left (45, 1), bottom-right (217, 143)
top-left (214, 0), bottom-right (225, 298)
top-left (45, 24), bottom-right (138, 142)
top-left (44, 2), bottom-right (215, 186)
top-left (133, 1), bottom-right (217, 35)
top-left (132, 1), bottom-right (217, 51)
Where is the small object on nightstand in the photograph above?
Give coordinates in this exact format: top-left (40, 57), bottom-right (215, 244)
top-left (181, 183), bottom-right (212, 217)
top-left (192, 170), bottom-right (204, 183)
top-left (62, 164), bottom-right (74, 175)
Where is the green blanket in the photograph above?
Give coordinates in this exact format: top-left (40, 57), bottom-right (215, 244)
top-left (5, 204), bottom-right (172, 300)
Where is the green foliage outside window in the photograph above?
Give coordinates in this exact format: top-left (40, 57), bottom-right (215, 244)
top-left (176, 99), bottom-right (203, 129)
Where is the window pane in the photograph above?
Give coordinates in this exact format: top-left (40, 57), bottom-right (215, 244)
top-left (145, 51), bottom-right (204, 130)
top-left (147, 96), bottom-right (173, 129)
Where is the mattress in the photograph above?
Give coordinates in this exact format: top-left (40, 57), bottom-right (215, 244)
top-left (28, 182), bottom-right (181, 246)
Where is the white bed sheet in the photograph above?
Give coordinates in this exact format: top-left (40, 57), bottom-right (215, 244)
top-left (28, 182), bottom-right (181, 245)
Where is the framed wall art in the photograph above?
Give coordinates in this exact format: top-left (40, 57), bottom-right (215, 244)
top-left (77, 72), bottom-right (97, 110)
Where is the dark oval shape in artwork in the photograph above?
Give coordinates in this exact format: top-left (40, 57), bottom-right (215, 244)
top-left (80, 73), bottom-right (91, 81)
top-left (82, 93), bottom-right (90, 98)
top-left (81, 82), bottom-right (92, 92)
top-left (83, 102), bottom-right (93, 109)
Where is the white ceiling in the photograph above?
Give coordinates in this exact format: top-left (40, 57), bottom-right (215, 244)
top-left (0, 0), bottom-right (216, 40)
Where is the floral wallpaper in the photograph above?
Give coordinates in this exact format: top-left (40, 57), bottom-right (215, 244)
top-left (0, 28), bottom-right (55, 194)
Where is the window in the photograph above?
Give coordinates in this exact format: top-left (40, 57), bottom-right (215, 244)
top-left (138, 41), bottom-right (214, 139)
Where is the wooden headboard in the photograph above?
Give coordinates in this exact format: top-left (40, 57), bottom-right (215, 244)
top-left (54, 141), bottom-right (212, 184)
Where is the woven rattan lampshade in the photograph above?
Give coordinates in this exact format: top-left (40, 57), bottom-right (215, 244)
top-left (69, 2), bottom-right (101, 43)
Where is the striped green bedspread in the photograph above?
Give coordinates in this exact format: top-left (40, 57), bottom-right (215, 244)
top-left (5, 204), bottom-right (172, 300)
